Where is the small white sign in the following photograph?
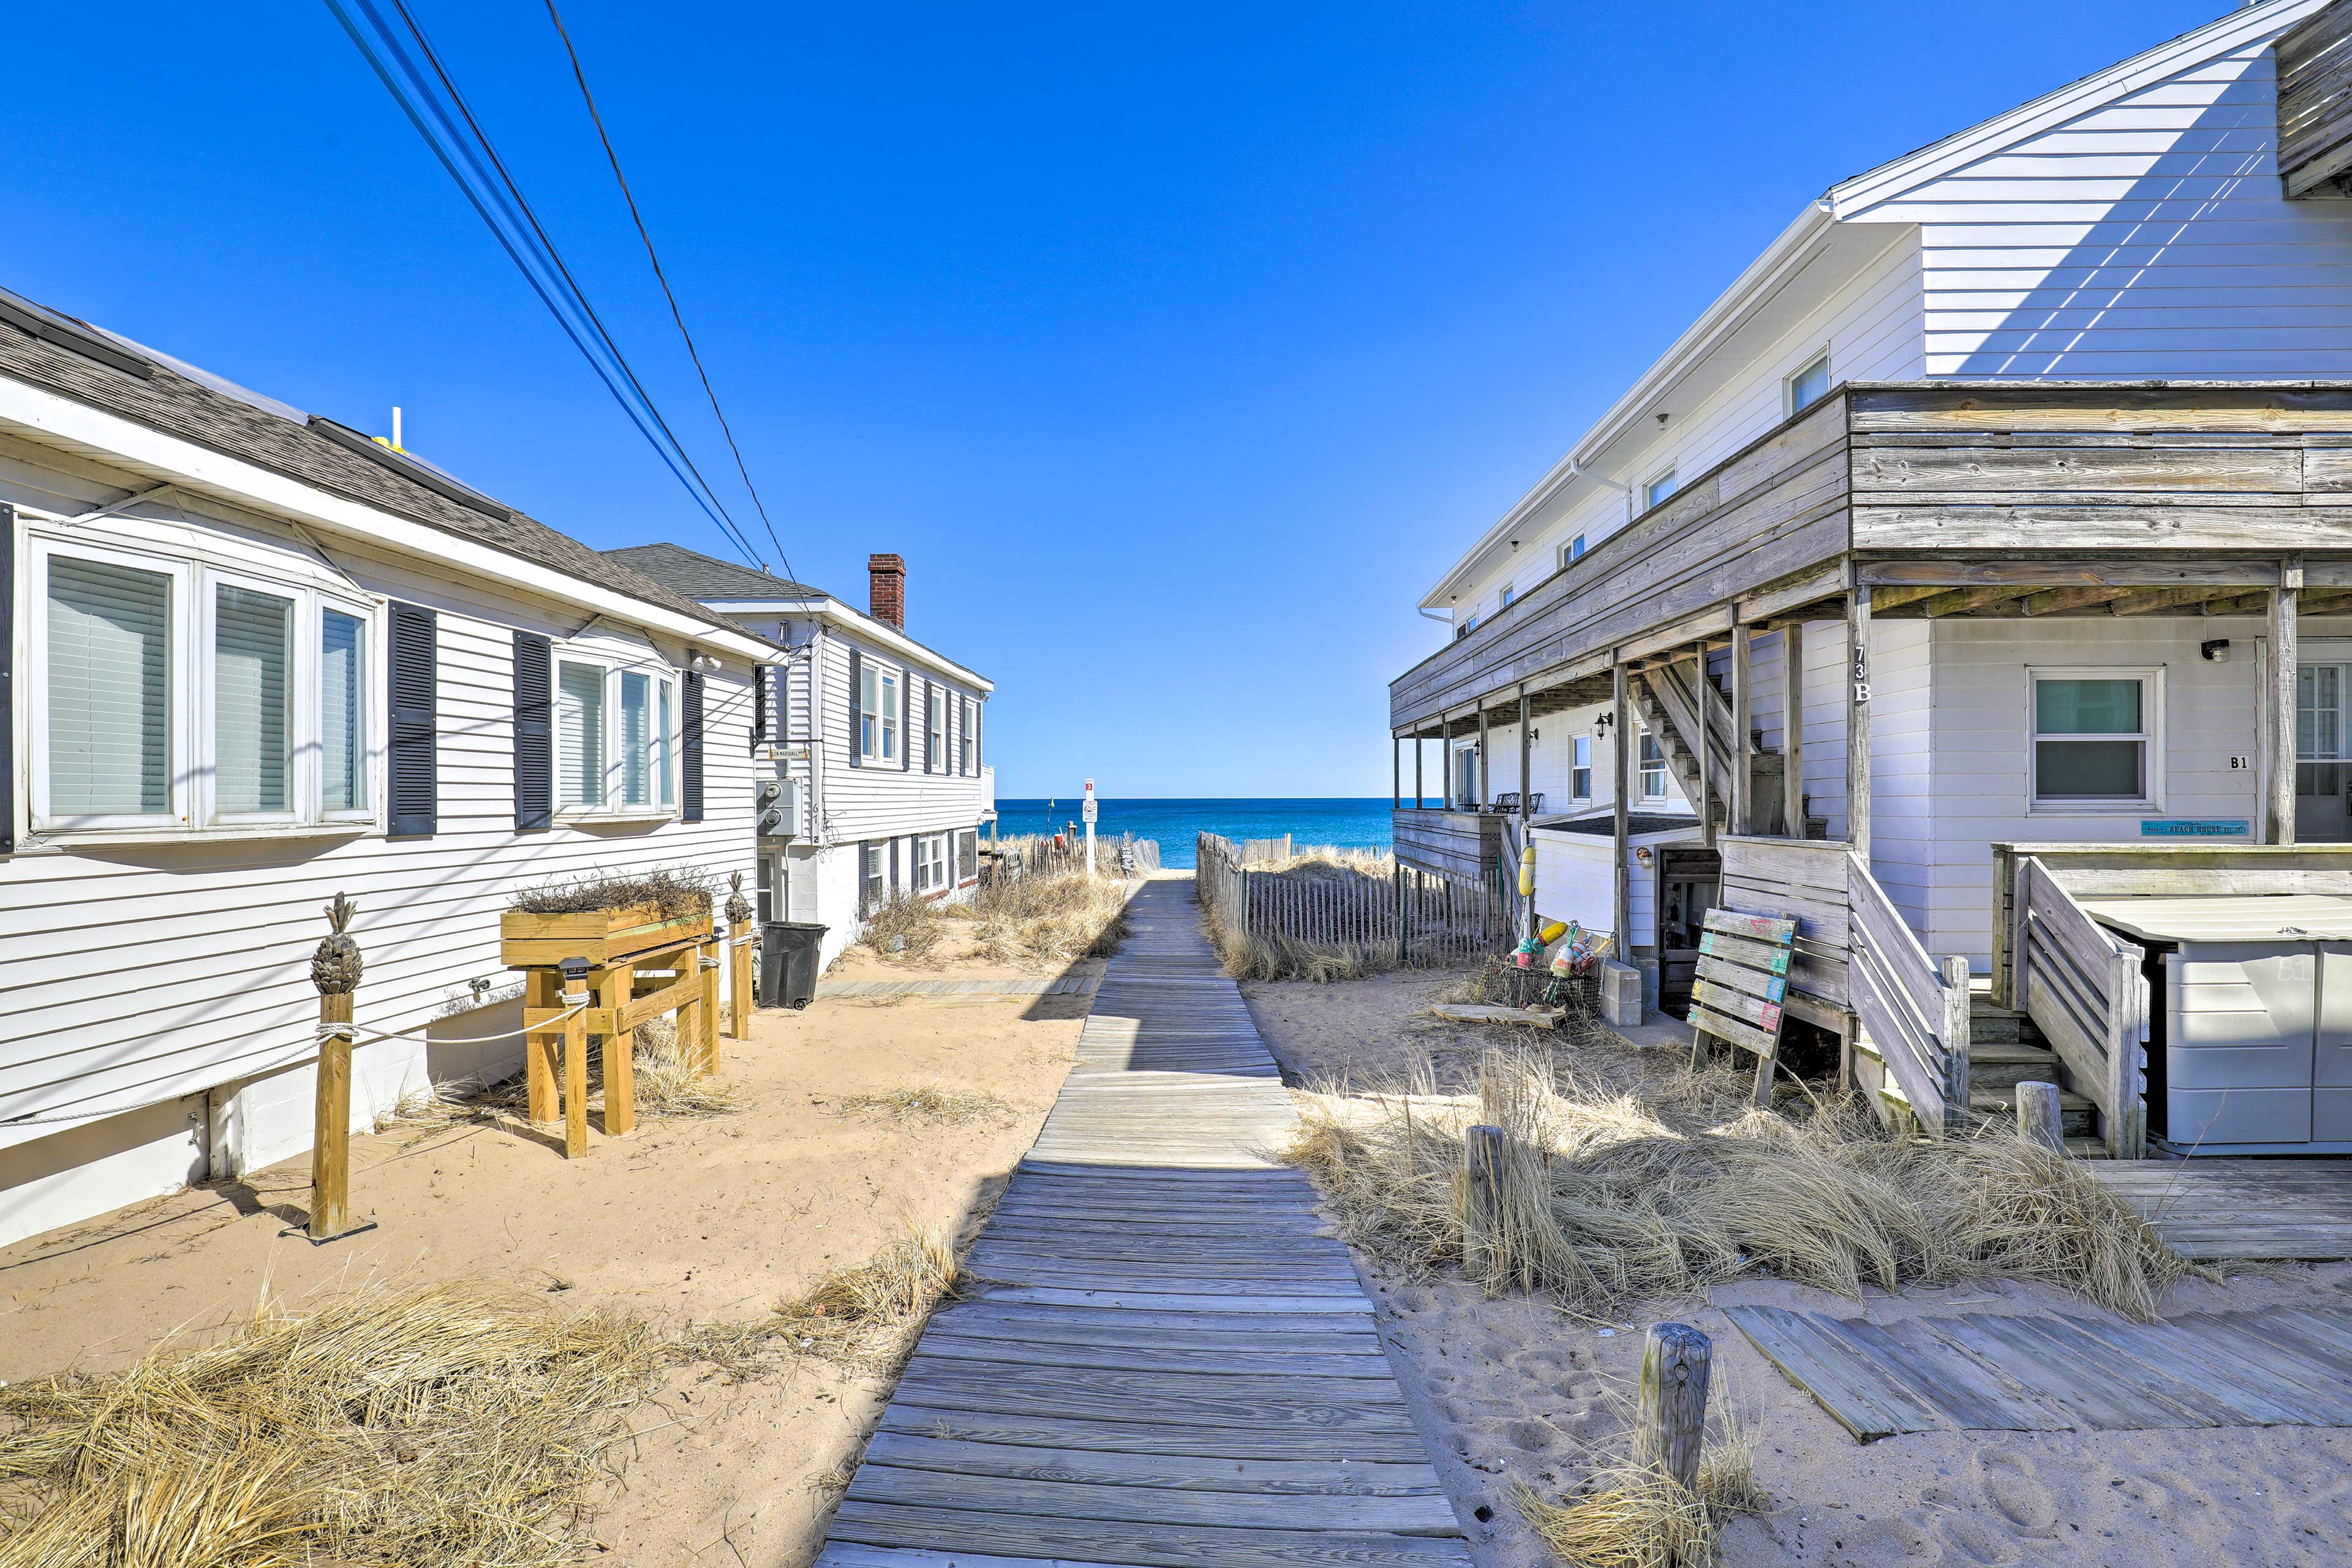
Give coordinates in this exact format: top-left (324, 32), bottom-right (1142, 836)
top-left (1082, 798), bottom-right (1099, 823)
top-left (2229, 755), bottom-right (2253, 771)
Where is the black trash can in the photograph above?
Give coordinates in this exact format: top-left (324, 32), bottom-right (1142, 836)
top-left (759, 921), bottom-right (828, 1009)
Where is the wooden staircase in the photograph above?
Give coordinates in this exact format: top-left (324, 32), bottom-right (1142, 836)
top-left (1856, 991), bottom-right (2106, 1155)
top-left (1634, 655), bottom-right (1823, 838)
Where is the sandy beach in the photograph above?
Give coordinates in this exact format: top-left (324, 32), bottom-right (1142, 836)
top-left (1243, 968), bottom-right (2352, 1568)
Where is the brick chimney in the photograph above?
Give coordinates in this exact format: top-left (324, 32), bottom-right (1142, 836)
top-left (867, 552), bottom-right (906, 628)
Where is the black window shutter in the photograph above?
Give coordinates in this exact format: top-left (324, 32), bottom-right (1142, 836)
top-left (962, 696), bottom-right (972, 776)
top-left (388, 601), bottom-right (437, 836)
top-left (0, 502), bottom-right (14, 855)
top-left (752, 665), bottom-right (769, 752)
top-left (512, 631), bottom-right (551, 831)
top-left (974, 699), bottom-right (983, 772)
top-left (900, 675), bottom-right (911, 772)
top-left (848, 648), bottom-right (863, 769)
top-left (682, 671), bottom-right (706, 823)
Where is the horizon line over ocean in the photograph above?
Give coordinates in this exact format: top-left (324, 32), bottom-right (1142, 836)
top-left (989, 796), bottom-right (1442, 869)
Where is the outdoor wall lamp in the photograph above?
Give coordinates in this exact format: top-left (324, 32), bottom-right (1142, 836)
top-left (1635, 846), bottom-right (1655, 867)
top-left (2201, 639), bottom-right (2232, 663)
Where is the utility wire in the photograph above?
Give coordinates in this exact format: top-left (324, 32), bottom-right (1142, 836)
top-left (379, 0), bottom-right (764, 568)
top-left (541, 0), bottom-right (800, 590)
top-left (323, 0), bottom-right (765, 568)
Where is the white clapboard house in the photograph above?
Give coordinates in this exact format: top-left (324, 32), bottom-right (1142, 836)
top-left (1390, 0), bottom-right (2352, 1156)
top-left (0, 285), bottom-right (775, 1247)
top-left (608, 544), bottom-right (995, 971)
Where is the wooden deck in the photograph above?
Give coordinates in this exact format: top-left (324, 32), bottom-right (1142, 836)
top-left (1727, 1303), bottom-right (2352, 1441)
top-left (819, 876), bottom-right (1472, 1568)
top-left (2090, 1158), bottom-right (2352, 1260)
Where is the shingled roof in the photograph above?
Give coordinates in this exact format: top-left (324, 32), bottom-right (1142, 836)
top-left (0, 293), bottom-right (758, 641)
top-left (605, 541), bottom-right (823, 601)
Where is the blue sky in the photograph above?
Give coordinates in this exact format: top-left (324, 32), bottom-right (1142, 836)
top-left (7, 1), bottom-right (2222, 797)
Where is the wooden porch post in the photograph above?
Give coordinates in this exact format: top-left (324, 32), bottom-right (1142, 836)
top-left (1697, 641), bottom-right (1716, 850)
top-left (1392, 731), bottom-right (1401, 811)
top-left (1414, 725), bottom-right (1424, 812)
top-left (1439, 710), bottom-right (1453, 810)
top-left (306, 894), bottom-right (366, 1244)
top-left (1518, 686), bottom-right (1532, 816)
top-left (1730, 616), bottom-right (1752, 835)
top-left (1477, 704), bottom-right (1490, 808)
top-left (1782, 620), bottom-right (1806, 838)
top-left (2269, 557), bottom-right (2301, 845)
top-left (1847, 584), bottom-right (1873, 864)
top-left (1613, 658), bottom-right (1632, 951)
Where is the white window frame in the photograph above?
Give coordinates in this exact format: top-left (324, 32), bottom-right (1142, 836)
top-left (552, 647), bottom-right (680, 822)
top-left (861, 660), bottom-right (904, 764)
top-left (960, 696), bottom-right (974, 774)
top-left (1558, 535), bottom-right (1586, 572)
top-left (2027, 666), bottom-right (2165, 813)
top-left (27, 531), bottom-right (381, 839)
top-left (1787, 350), bottom-right (1832, 417)
top-left (928, 684), bottom-right (946, 771)
top-left (1638, 731), bottom-right (1669, 803)
top-left (1499, 585), bottom-right (1514, 609)
top-left (1643, 470), bottom-right (1677, 513)
top-left (861, 841), bottom-right (887, 911)
top-left (914, 831), bottom-right (949, 894)
top-left (1570, 734), bottom-right (1593, 802)
top-left (957, 827), bottom-right (979, 884)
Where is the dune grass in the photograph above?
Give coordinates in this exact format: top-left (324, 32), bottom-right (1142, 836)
top-left (955, 868), bottom-right (1131, 965)
top-left (861, 891), bottom-right (951, 964)
top-left (0, 1281), bottom-right (663, 1568)
top-left (1513, 1387), bottom-right (1770, 1568)
top-left (832, 1081), bottom-right (1016, 1125)
top-left (1287, 1042), bottom-right (2193, 1320)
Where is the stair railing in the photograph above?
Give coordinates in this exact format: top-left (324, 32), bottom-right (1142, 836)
top-left (1845, 853), bottom-right (1972, 1135)
top-left (2010, 855), bottom-right (2148, 1158)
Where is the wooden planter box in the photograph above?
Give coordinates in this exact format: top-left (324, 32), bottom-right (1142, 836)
top-left (502, 903), bottom-right (714, 970)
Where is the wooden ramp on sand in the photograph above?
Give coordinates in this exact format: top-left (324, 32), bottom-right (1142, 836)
top-left (2089, 1158), bottom-right (2352, 1260)
top-left (818, 876), bottom-right (1472, 1568)
top-left (1727, 1303), bottom-right (2352, 1441)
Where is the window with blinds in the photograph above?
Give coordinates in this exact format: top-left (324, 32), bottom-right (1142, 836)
top-left (619, 670), bottom-right (651, 807)
top-left (47, 556), bottom-right (172, 817)
top-left (322, 609), bottom-right (366, 813)
top-left (215, 583), bottom-right (294, 815)
top-left (557, 661), bottom-right (605, 808)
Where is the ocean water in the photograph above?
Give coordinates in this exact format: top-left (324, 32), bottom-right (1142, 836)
top-left (989, 797), bottom-right (1438, 869)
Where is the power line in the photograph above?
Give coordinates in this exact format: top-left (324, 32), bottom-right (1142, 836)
top-left (540, 0), bottom-right (800, 591)
top-left (323, 0), bottom-right (766, 568)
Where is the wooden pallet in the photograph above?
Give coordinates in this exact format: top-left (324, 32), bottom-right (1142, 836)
top-left (818, 878), bottom-right (1472, 1568)
top-left (1691, 908), bottom-right (1798, 1104)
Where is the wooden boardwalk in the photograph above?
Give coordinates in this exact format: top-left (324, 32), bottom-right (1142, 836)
top-left (2090, 1158), bottom-right (2352, 1260)
top-left (820, 876), bottom-right (1471, 1568)
top-left (1727, 1303), bottom-right (2352, 1441)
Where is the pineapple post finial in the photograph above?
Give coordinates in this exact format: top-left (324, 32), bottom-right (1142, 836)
top-left (725, 870), bottom-right (753, 928)
top-left (312, 893), bottom-right (364, 995)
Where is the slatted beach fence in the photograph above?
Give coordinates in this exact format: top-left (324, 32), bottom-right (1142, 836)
top-left (1196, 833), bottom-right (1512, 968)
top-left (1240, 834), bottom-right (1293, 865)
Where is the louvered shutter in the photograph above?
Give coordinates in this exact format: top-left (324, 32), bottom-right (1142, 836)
top-left (387, 601), bottom-right (437, 836)
top-left (752, 665), bottom-right (769, 752)
top-left (513, 631), bottom-right (551, 831)
top-left (0, 503), bottom-right (14, 854)
top-left (848, 647), bottom-right (862, 769)
top-left (899, 675), bottom-right (911, 772)
top-left (682, 671), bottom-right (706, 823)
top-left (889, 835), bottom-right (900, 890)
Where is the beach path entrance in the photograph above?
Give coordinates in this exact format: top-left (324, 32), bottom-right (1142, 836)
top-left (819, 875), bottom-right (1472, 1568)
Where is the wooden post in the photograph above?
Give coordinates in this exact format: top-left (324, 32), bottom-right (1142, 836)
top-left (560, 957), bottom-right (590, 1159)
top-left (1395, 864), bottom-right (1408, 967)
top-left (1612, 659), bottom-right (1632, 953)
top-left (599, 965), bottom-right (636, 1136)
top-left (730, 931), bottom-right (755, 1035)
top-left (1517, 686), bottom-right (1531, 819)
top-left (306, 893), bottom-right (365, 1244)
top-left (699, 936), bottom-right (722, 1070)
top-left (2016, 1080), bottom-right (2064, 1152)
top-left (2269, 559), bottom-right (2301, 845)
top-left (1730, 616), bottom-right (1752, 835)
top-left (1635, 1322), bottom-right (1712, 1492)
top-left (1392, 731), bottom-right (1401, 810)
top-left (1696, 643), bottom-right (1716, 848)
top-left (1464, 1124), bottom-right (1506, 1274)
top-left (1941, 953), bottom-right (1972, 1133)
top-left (1477, 704), bottom-right (1490, 809)
top-left (525, 967), bottom-right (559, 1124)
top-left (2105, 944), bottom-right (2144, 1159)
top-left (1439, 710), bottom-right (1452, 810)
top-left (1782, 620), bottom-right (1806, 837)
top-left (1847, 584), bottom-right (1872, 864)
